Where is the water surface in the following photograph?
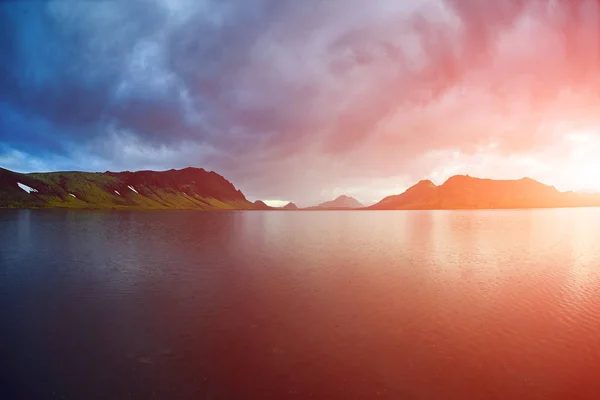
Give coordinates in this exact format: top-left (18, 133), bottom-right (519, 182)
top-left (2, 209), bottom-right (600, 399)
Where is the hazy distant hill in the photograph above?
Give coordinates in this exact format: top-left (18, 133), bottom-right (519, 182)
top-left (282, 202), bottom-right (298, 210)
top-left (370, 175), bottom-right (600, 210)
top-left (0, 167), bottom-right (257, 210)
top-left (308, 195), bottom-right (364, 209)
top-left (253, 200), bottom-right (274, 210)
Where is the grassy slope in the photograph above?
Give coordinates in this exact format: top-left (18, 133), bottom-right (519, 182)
top-left (0, 168), bottom-right (256, 210)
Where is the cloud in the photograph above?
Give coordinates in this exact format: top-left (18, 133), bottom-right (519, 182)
top-left (3, 0), bottom-right (600, 204)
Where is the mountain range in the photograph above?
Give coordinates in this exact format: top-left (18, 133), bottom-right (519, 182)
top-left (369, 175), bottom-right (600, 210)
top-left (2, 167), bottom-right (600, 210)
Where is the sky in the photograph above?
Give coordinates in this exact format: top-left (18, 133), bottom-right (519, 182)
top-left (2, 0), bottom-right (600, 206)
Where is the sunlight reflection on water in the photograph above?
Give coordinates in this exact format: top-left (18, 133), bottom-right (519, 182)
top-left (2, 208), bottom-right (600, 398)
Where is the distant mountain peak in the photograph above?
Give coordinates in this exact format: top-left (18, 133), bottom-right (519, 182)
top-left (316, 195), bottom-right (363, 209)
top-left (413, 179), bottom-right (437, 188)
top-left (442, 174), bottom-right (475, 185)
top-left (403, 179), bottom-right (437, 194)
top-left (253, 200), bottom-right (273, 210)
top-left (282, 202), bottom-right (298, 210)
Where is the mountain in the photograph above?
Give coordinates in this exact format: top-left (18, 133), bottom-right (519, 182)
top-left (371, 179), bottom-right (437, 209)
top-left (0, 167), bottom-right (254, 210)
top-left (370, 175), bottom-right (600, 210)
top-left (253, 200), bottom-right (274, 210)
top-left (5, 167), bottom-right (600, 211)
top-left (308, 195), bottom-right (364, 209)
top-left (282, 202), bottom-right (298, 210)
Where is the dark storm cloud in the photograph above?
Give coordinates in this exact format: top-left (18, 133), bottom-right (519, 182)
top-left (0, 2), bottom-right (169, 147)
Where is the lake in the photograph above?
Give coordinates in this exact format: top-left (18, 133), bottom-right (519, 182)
top-left (2, 209), bottom-right (600, 399)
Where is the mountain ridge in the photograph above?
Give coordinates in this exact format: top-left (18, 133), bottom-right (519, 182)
top-left (306, 195), bottom-right (364, 209)
top-left (0, 167), bottom-right (257, 210)
top-left (369, 174), bottom-right (600, 210)
top-left (3, 167), bottom-right (600, 210)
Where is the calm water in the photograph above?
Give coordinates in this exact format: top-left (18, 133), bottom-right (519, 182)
top-left (2, 209), bottom-right (600, 399)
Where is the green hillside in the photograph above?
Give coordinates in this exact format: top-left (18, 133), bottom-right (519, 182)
top-left (0, 167), bottom-right (256, 210)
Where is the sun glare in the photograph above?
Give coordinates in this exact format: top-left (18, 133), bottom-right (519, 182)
top-left (564, 132), bottom-right (600, 192)
top-left (555, 131), bottom-right (600, 191)
top-left (262, 200), bottom-right (289, 207)
top-left (569, 163), bottom-right (600, 192)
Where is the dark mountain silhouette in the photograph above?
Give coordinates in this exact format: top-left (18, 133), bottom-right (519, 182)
top-left (308, 195), bottom-right (364, 209)
top-left (282, 202), bottom-right (298, 210)
top-left (0, 167), bottom-right (253, 210)
top-left (370, 175), bottom-right (600, 210)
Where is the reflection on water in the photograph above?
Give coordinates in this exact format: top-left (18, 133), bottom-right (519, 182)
top-left (2, 208), bottom-right (600, 398)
